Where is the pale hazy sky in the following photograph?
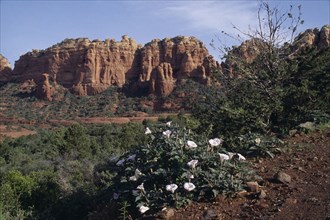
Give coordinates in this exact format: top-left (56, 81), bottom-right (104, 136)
top-left (1, 0), bottom-right (329, 66)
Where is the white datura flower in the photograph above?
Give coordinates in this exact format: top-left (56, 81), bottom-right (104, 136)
top-left (184, 182), bottom-right (196, 191)
top-left (163, 130), bottom-right (172, 138)
top-left (187, 159), bottom-right (198, 169)
top-left (219, 153), bottom-right (230, 161)
top-left (188, 174), bottom-right (194, 179)
top-left (255, 138), bottom-right (261, 145)
top-left (227, 152), bottom-right (235, 159)
top-left (129, 175), bottom-right (137, 181)
top-left (187, 140), bottom-right (197, 149)
top-left (228, 152), bottom-right (246, 161)
top-left (166, 184), bottom-right (178, 193)
top-left (116, 159), bottom-right (125, 166)
top-left (208, 138), bottom-right (223, 147)
top-left (237, 153), bottom-right (246, 161)
top-left (135, 169), bottom-right (143, 177)
top-left (127, 154), bottom-right (136, 161)
top-left (166, 121), bottom-right (172, 126)
top-left (130, 169), bottom-right (143, 181)
top-left (145, 127), bottom-right (152, 134)
top-left (137, 183), bottom-right (145, 191)
top-left (139, 205), bottom-right (150, 214)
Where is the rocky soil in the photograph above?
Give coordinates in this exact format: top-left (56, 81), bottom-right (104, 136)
top-left (169, 129), bottom-right (330, 220)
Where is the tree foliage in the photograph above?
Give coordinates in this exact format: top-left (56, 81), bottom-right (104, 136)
top-left (193, 1), bottom-right (329, 139)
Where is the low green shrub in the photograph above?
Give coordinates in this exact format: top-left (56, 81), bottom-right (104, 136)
top-left (102, 122), bottom-right (255, 217)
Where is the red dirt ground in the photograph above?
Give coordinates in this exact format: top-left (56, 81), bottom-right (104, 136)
top-left (0, 125), bottom-right (37, 141)
top-left (170, 129), bottom-right (330, 220)
top-left (0, 113), bottom-right (179, 127)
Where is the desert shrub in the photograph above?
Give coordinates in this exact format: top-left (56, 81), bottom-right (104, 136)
top-left (278, 47), bottom-right (330, 131)
top-left (29, 170), bottom-right (61, 215)
top-left (61, 123), bottom-right (94, 157)
top-left (0, 122), bottom-right (150, 219)
top-left (228, 133), bottom-right (283, 158)
top-left (0, 170), bottom-right (36, 219)
top-left (101, 122), bottom-right (255, 218)
top-left (194, 47), bottom-right (330, 138)
top-left (115, 123), bottom-right (149, 152)
top-left (0, 182), bottom-right (32, 220)
top-left (193, 3), bottom-right (329, 141)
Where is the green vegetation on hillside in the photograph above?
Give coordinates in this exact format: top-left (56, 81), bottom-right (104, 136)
top-left (0, 123), bottom-right (148, 219)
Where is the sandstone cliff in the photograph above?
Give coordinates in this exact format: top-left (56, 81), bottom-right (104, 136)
top-left (11, 36), bottom-right (140, 96)
top-left (9, 36), bottom-right (216, 98)
top-left (139, 36), bottom-right (212, 82)
top-left (140, 36), bottom-right (217, 96)
top-left (149, 62), bottom-right (175, 96)
top-left (0, 54), bottom-right (12, 83)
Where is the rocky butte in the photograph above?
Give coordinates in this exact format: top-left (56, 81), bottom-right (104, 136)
top-left (6, 36), bottom-right (217, 100)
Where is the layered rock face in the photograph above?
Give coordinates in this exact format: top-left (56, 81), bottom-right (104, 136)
top-left (142, 36), bottom-right (217, 96)
top-left (0, 54), bottom-right (12, 82)
top-left (9, 36), bottom-right (216, 97)
top-left (140, 36), bottom-right (213, 81)
top-left (12, 36), bottom-right (140, 96)
top-left (149, 62), bottom-right (175, 96)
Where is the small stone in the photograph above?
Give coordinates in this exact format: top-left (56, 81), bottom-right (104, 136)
top-left (202, 209), bottom-right (218, 220)
top-left (254, 175), bottom-right (264, 182)
top-left (257, 200), bottom-right (269, 209)
top-left (286, 198), bottom-right (297, 204)
top-left (259, 190), bottom-right (267, 199)
top-left (159, 208), bottom-right (175, 220)
top-left (289, 129), bottom-right (298, 136)
top-left (246, 181), bottom-right (260, 192)
top-left (298, 121), bottom-right (316, 131)
top-left (274, 171), bottom-right (291, 184)
top-left (237, 190), bottom-right (249, 198)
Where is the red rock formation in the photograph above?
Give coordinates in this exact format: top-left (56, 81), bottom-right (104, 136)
top-left (11, 36), bottom-right (140, 95)
top-left (19, 79), bottom-right (37, 94)
top-left (139, 36), bottom-right (212, 83)
top-left (9, 36), bottom-right (217, 97)
top-left (35, 73), bottom-right (55, 101)
top-left (149, 62), bottom-right (175, 96)
top-left (0, 54), bottom-right (12, 82)
top-left (138, 36), bottom-right (217, 96)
